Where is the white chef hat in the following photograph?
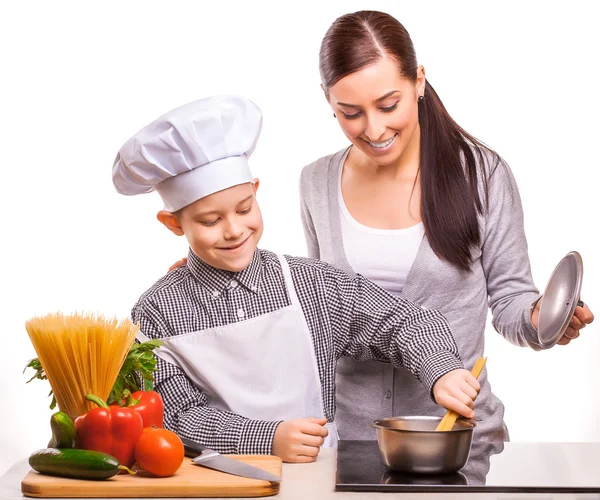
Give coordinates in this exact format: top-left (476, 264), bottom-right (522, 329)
top-left (112, 95), bottom-right (262, 212)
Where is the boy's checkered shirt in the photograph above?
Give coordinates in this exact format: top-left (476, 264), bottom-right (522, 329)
top-left (131, 249), bottom-right (462, 454)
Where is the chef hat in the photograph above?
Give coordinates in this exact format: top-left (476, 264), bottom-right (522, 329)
top-left (112, 95), bottom-right (262, 212)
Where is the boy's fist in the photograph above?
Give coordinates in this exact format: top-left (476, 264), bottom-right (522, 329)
top-left (432, 369), bottom-right (480, 419)
top-left (272, 417), bottom-right (328, 463)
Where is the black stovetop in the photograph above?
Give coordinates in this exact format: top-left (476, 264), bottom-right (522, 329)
top-left (336, 440), bottom-right (600, 493)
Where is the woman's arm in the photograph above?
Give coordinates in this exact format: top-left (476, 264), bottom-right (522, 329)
top-left (481, 160), bottom-right (543, 348)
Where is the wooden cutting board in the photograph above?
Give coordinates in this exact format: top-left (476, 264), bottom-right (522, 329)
top-left (21, 455), bottom-right (282, 498)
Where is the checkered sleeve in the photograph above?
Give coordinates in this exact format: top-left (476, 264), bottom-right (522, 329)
top-left (323, 267), bottom-right (464, 398)
top-left (131, 300), bottom-right (281, 454)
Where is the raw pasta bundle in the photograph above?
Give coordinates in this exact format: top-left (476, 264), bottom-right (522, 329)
top-left (25, 312), bottom-right (138, 419)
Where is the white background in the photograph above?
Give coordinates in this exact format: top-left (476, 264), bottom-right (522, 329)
top-left (1, 1), bottom-right (598, 476)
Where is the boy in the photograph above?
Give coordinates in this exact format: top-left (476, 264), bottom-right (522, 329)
top-left (113, 96), bottom-right (479, 463)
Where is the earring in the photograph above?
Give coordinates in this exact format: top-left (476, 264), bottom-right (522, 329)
top-left (333, 112), bottom-right (336, 118)
top-left (418, 95), bottom-right (425, 103)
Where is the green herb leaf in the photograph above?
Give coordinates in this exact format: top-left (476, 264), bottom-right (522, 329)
top-left (107, 340), bottom-right (162, 405)
top-left (24, 358), bottom-right (47, 384)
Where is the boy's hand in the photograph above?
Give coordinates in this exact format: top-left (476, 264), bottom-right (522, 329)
top-left (272, 417), bottom-right (328, 463)
top-left (432, 369), bottom-right (480, 419)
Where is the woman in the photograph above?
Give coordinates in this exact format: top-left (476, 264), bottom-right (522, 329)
top-left (299, 10), bottom-right (594, 442)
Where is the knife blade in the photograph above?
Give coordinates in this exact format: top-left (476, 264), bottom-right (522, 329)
top-left (180, 437), bottom-right (281, 483)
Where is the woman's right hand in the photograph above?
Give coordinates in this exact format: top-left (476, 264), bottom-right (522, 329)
top-left (272, 417), bottom-right (328, 463)
top-left (168, 257), bottom-right (188, 272)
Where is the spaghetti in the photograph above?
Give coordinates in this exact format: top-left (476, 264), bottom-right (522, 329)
top-left (25, 312), bottom-right (138, 419)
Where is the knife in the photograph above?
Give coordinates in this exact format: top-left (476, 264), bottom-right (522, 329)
top-left (180, 437), bottom-right (281, 483)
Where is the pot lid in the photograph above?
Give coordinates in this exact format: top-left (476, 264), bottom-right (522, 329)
top-left (537, 251), bottom-right (583, 349)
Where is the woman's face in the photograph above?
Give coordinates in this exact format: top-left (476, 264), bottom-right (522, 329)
top-left (327, 57), bottom-right (425, 166)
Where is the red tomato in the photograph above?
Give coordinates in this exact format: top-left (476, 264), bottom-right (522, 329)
top-left (134, 427), bottom-right (184, 477)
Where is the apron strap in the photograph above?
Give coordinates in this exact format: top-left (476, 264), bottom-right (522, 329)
top-left (135, 328), bottom-right (151, 343)
top-left (277, 254), bottom-right (302, 308)
top-left (276, 254), bottom-right (331, 428)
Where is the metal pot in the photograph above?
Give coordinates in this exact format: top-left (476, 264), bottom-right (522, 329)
top-left (380, 469), bottom-right (468, 485)
top-left (373, 416), bottom-right (475, 474)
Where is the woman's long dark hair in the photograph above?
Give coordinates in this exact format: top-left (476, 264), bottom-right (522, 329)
top-left (319, 10), bottom-right (499, 271)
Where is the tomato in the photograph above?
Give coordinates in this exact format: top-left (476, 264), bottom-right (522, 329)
top-left (134, 427), bottom-right (184, 477)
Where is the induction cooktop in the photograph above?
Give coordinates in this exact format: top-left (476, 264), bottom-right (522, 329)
top-left (335, 440), bottom-right (600, 493)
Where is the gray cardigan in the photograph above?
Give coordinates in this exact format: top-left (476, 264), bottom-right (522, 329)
top-left (300, 147), bottom-right (541, 442)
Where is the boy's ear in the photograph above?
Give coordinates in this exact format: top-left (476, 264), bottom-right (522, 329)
top-left (157, 210), bottom-right (184, 236)
top-left (252, 177), bottom-right (260, 194)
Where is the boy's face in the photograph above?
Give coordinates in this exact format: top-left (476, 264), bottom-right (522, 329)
top-left (160, 182), bottom-right (263, 272)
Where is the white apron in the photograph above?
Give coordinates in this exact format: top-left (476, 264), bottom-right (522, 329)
top-left (137, 254), bottom-right (338, 448)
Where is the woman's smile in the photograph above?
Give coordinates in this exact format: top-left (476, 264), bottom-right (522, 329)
top-left (361, 133), bottom-right (398, 153)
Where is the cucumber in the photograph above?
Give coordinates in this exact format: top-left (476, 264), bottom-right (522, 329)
top-left (29, 448), bottom-right (133, 480)
top-left (47, 412), bottom-right (77, 449)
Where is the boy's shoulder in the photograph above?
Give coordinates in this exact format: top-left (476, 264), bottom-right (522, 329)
top-left (284, 254), bottom-right (333, 272)
top-left (259, 249), bottom-right (335, 274)
top-left (132, 266), bottom-right (191, 313)
top-left (267, 251), bottom-right (344, 283)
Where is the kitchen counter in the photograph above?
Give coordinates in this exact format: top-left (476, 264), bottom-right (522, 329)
top-left (2, 448), bottom-right (600, 500)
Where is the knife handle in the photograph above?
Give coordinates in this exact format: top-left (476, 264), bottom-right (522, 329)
top-left (180, 437), bottom-right (208, 457)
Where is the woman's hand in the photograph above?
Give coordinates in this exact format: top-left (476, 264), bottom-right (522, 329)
top-left (432, 369), bottom-right (480, 419)
top-left (531, 300), bottom-right (594, 346)
top-left (272, 417), bottom-right (328, 463)
top-left (168, 257), bottom-right (188, 272)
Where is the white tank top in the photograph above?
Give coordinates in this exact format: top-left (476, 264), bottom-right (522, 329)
top-left (339, 180), bottom-right (424, 296)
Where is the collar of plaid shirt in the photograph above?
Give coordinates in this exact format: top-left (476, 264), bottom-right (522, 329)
top-left (186, 248), bottom-right (263, 296)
